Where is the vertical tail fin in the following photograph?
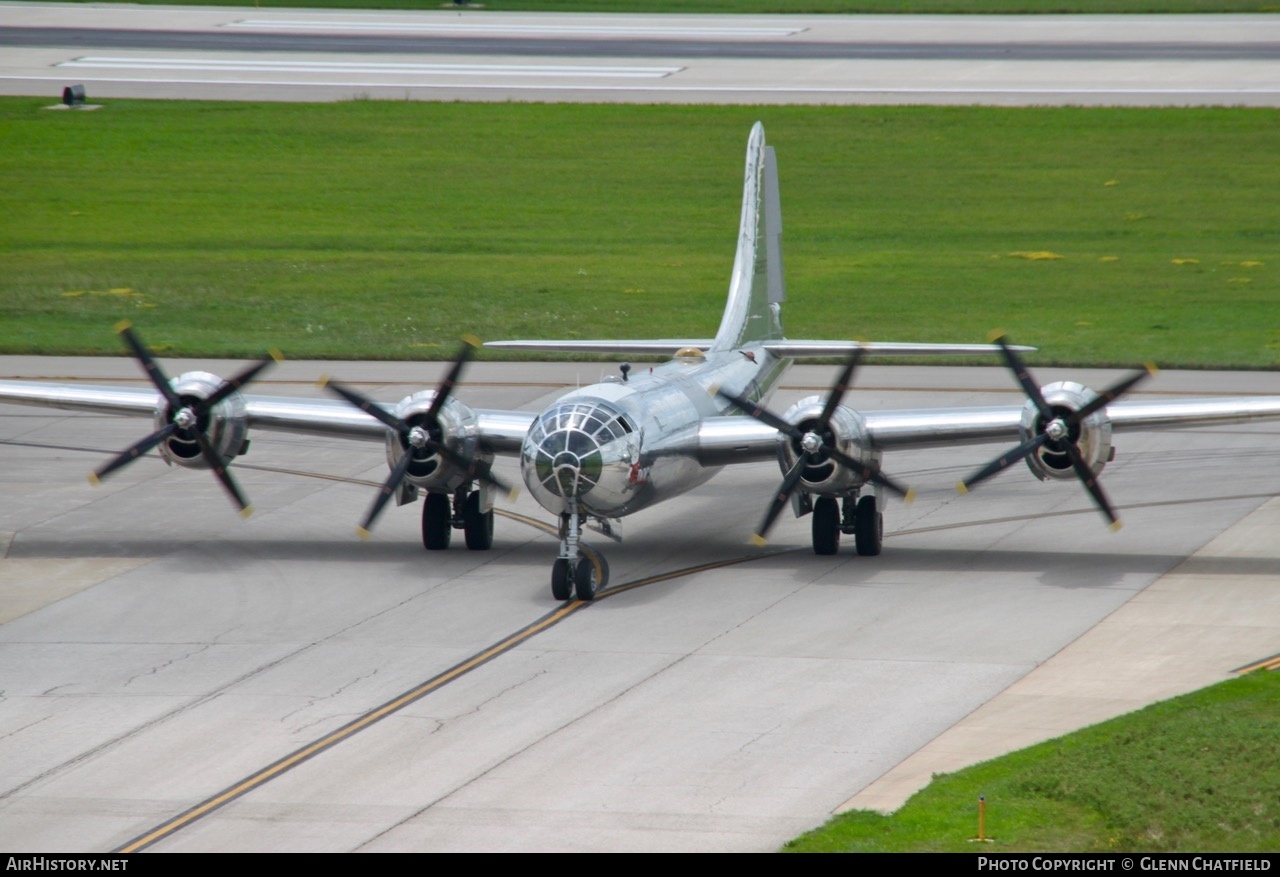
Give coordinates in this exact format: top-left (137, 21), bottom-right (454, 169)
top-left (712, 122), bottom-right (786, 351)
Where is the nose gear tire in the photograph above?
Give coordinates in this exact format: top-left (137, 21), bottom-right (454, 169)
top-left (574, 554), bottom-right (599, 601)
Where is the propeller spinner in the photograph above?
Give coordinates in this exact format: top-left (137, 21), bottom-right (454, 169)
top-left (717, 348), bottom-right (914, 545)
top-left (957, 334), bottom-right (1155, 529)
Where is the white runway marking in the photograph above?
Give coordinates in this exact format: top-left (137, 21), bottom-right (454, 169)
top-left (56, 57), bottom-right (682, 79)
top-left (224, 19), bottom-right (806, 38)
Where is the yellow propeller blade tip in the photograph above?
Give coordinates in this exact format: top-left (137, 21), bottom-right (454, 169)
top-left (87, 472), bottom-right (101, 487)
top-left (1145, 361), bottom-right (1159, 376)
top-left (240, 506), bottom-right (254, 519)
top-left (114, 319), bottom-right (133, 334)
top-left (904, 487), bottom-right (917, 505)
top-left (955, 481), bottom-right (968, 495)
top-left (985, 328), bottom-right (1006, 343)
top-left (507, 487), bottom-right (520, 502)
top-left (462, 333), bottom-right (482, 348)
top-left (1110, 519), bottom-right (1124, 532)
top-left (356, 526), bottom-right (371, 540)
top-left (707, 383), bottom-right (720, 397)
top-left (750, 533), bottom-right (768, 547)
top-left (269, 348), bottom-right (285, 363)
top-left (316, 374), bottom-right (330, 389)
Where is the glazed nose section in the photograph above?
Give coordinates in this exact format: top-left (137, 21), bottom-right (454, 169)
top-left (523, 400), bottom-right (635, 508)
top-left (536, 428), bottom-right (603, 498)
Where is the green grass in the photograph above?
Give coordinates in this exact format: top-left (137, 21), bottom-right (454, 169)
top-left (785, 670), bottom-right (1280, 852)
top-left (2, 100), bottom-right (1278, 366)
top-left (49, 1), bottom-right (1280, 13)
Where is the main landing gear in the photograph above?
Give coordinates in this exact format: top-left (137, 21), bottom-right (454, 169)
top-left (421, 485), bottom-right (494, 552)
top-left (809, 493), bottom-right (882, 557)
top-left (550, 502), bottom-right (609, 602)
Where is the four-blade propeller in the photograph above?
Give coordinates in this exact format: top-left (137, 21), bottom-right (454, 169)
top-left (716, 348), bottom-right (914, 545)
top-left (956, 334), bottom-right (1155, 529)
top-left (92, 321), bottom-right (280, 516)
top-left (321, 335), bottom-right (515, 537)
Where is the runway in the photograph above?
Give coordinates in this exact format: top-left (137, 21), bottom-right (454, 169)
top-left (2, 4), bottom-right (1279, 104)
top-left (1, 357), bottom-right (1277, 851)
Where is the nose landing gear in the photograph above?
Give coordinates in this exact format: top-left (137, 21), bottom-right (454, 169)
top-left (550, 502), bottom-right (609, 601)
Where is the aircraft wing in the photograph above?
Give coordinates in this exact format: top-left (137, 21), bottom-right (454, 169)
top-left (861, 397), bottom-right (1280, 451)
top-left (693, 396), bottom-right (1280, 467)
top-left (0, 380), bottom-right (533, 453)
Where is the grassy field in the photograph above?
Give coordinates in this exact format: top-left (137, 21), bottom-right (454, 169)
top-left (785, 670), bottom-right (1280, 852)
top-left (52, 1), bottom-right (1280, 14)
top-left (2, 99), bottom-right (1277, 366)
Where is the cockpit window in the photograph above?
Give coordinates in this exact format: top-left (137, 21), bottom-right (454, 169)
top-left (530, 401), bottom-right (633, 447)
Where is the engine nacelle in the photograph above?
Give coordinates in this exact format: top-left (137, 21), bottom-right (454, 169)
top-left (385, 390), bottom-right (488, 492)
top-left (778, 395), bottom-right (878, 495)
top-left (153, 371), bottom-right (249, 469)
top-left (1021, 381), bottom-right (1114, 482)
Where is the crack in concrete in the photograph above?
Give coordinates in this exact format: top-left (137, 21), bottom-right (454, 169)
top-left (123, 643), bottom-right (215, 688)
top-left (279, 666), bottom-right (381, 726)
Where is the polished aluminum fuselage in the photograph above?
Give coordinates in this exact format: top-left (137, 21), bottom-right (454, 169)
top-left (520, 346), bottom-right (788, 518)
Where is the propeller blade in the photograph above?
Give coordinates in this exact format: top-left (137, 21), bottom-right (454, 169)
top-left (321, 378), bottom-right (408, 435)
top-left (91, 422), bottom-right (179, 483)
top-left (755, 457), bottom-right (807, 544)
top-left (1070, 365), bottom-right (1154, 424)
top-left (824, 445), bottom-right (913, 500)
top-left (715, 387), bottom-right (802, 440)
top-left (204, 352), bottom-right (280, 409)
top-left (1064, 441), bottom-right (1121, 529)
top-left (117, 321), bottom-right (182, 411)
top-left (426, 335), bottom-right (479, 423)
top-left (193, 429), bottom-right (252, 516)
top-left (993, 334), bottom-right (1054, 424)
top-left (958, 432), bottom-right (1052, 493)
top-left (428, 439), bottom-right (515, 497)
top-left (818, 348), bottom-right (864, 428)
top-left (358, 445), bottom-right (417, 536)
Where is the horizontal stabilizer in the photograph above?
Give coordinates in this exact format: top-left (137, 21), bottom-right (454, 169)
top-left (485, 339), bottom-right (1033, 357)
top-left (762, 340), bottom-right (1036, 358)
top-left (484, 339), bottom-right (714, 354)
